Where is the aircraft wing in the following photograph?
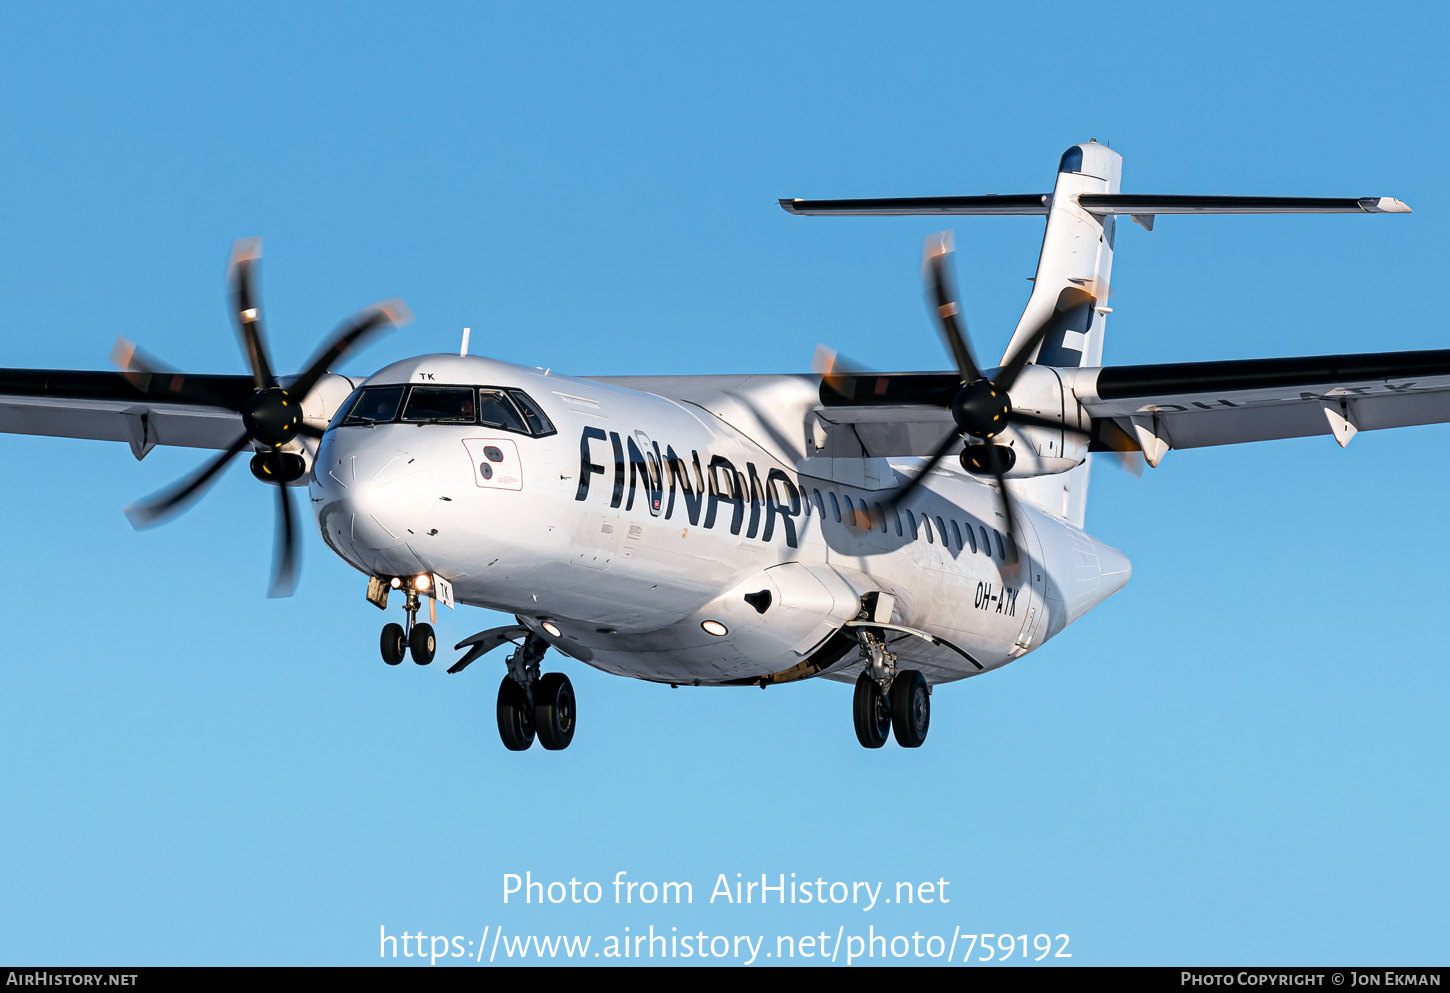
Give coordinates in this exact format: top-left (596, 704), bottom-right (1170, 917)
top-left (1074, 349), bottom-right (1450, 458)
top-left (813, 348), bottom-right (1450, 463)
top-left (0, 369), bottom-right (254, 459)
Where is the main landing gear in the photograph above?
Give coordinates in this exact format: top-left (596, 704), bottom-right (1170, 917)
top-left (851, 627), bottom-right (930, 749)
top-left (496, 632), bottom-right (576, 751)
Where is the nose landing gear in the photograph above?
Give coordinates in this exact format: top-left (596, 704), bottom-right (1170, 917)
top-left (372, 576), bottom-right (437, 666)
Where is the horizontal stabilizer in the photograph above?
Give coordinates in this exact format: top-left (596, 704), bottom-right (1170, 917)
top-left (779, 194), bottom-right (1049, 216)
top-left (779, 194), bottom-right (1410, 217)
top-left (1077, 194), bottom-right (1412, 215)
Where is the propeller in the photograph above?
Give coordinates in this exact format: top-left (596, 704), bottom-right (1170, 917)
top-left (882, 232), bottom-right (1110, 544)
top-left (118, 238), bottom-right (411, 597)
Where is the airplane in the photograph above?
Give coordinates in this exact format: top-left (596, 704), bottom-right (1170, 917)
top-left (0, 140), bottom-right (1437, 753)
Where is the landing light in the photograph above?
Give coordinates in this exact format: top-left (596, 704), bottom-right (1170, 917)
top-left (541, 620), bottom-right (562, 638)
top-left (701, 620), bottom-right (728, 637)
top-left (389, 577), bottom-right (402, 589)
top-left (415, 573), bottom-right (431, 591)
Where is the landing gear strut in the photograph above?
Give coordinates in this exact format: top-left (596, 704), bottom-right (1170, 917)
top-left (494, 631), bottom-right (577, 751)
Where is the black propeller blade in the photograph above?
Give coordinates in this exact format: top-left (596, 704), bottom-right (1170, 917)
top-left (124, 433), bottom-right (252, 528)
top-left (880, 231), bottom-right (1099, 546)
top-left (271, 482), bottom-right (298, 599)
top-left (230, 238), bottom-right (277, 392)
top-left (119, 237), bottom-right (409, 597)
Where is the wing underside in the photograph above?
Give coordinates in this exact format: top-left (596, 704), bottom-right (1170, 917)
top-left (1079, 349), bottom-right (1450, 449)
top-left (0, 370), bottom-right (254, 457)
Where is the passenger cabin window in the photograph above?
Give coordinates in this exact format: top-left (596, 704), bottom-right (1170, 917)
top-left (979, 525), bottom-right (992, 557)
top-left (813, 489), bottom-right (824, 517)
top-left (829, 492), bottom-right (841, 523)
top-left (951, 520), bottom-right (963, 550)
top-left (906, 509), bottom-right (918, 537)
top-left (936, 516), bottom-right (948, 549)
top-left (343, 386), bottom-right (406, 425)
top-left (892, 507), bottom-right (903, 537)
top-left (844, 495), bottom-right (857, 527)
top-left (402, 387), bottom-right (476, 423)
top-left (924, 516), bottom-right (934, 544)
top-left (994, 530), bottom-right (1008, 560)
top-left (964, 521), bottom-right (977, 554)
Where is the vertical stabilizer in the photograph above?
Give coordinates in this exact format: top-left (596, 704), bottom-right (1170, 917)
top-left (1008, 142), bottom-right (1122, 527)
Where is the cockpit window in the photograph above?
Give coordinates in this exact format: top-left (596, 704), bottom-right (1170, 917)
top-left (478, 389), bottom-right (529, 432)
top-left (334, 383), bottom-right (556, 436)
top-left (342, 386), bottom-right (406, 425)
top-left (1058, 146), bottom-right (1083, 174)
top-left (402, 387), bottom-right (477, 423)
top-left (508, 390), bottom-right (557, 437)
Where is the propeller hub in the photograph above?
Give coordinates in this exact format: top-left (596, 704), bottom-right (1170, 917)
top-left (951, 379), bottom-right (1011, 439)
top-left (242, 388), bottom-right (300, 448)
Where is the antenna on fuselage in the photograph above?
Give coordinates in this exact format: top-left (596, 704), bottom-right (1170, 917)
top-left (460, 327), bottom-right (471, 357)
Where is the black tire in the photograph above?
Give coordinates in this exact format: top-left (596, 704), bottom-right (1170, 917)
top-left (409, 622), bottom-right (436, 665)
top-left (535, 672), bottom-right (577, 751)
top-left (853, 672), bottom-right (891, 748)
top-left (380, 623), bottom-right (406, 666)
top-left (891, 669), bottom-right (930, 748)
top-left (497, 676), bottom-right (535, 751)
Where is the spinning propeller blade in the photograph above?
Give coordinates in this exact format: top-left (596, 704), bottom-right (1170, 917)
top-left (922, 232), bottom-right (980, 384)
top-left (271, 482), bottom-right (299, 599)
top-left (121, 238), bottom-right (408, 596)
top-left (124, 434), bottom-right (252, 528)
top-left (884, 232), bottom-right (1096, 541)
top-left (229, 238), bottom-right (277, 392)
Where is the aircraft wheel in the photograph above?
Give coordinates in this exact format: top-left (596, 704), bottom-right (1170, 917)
top-left (381, 623), bottom-right (406, 666)
top-left (497, 676), bottom-right (535, 751)
top-left (535, 673), bottom-right (577, 751)
top-left (409, 622), bottom-right (436, 665)
top-left (891, 669), bottom-right (930, 748)
top-left (852, 671), bottom-right (891, 748)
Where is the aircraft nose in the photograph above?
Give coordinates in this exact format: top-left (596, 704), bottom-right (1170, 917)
top-left (315, 448), bottom-right (437, 558)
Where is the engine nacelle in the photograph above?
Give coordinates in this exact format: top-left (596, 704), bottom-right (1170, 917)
top-left (269, 372), bottom-right (363, 485)
top-left (994, 364), bottom-right (1092, 478)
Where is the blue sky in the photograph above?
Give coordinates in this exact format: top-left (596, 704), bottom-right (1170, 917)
top-left (0, 0), bottom-right (1445, 966)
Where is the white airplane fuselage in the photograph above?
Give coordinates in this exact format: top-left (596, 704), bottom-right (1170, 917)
top-left (309, 354), bottom-right (1130, 688)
